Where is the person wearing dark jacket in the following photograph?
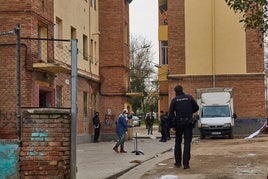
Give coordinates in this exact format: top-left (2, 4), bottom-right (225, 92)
top-left (168, 85), bottom-right (199, 169)
top-left (159, 111), bottom-right (169, 142)
top-left (146, 112), bottom-right (154, 135)
top-left (93, 112), bottom-right (101, 143)
top-left (113, 109), bottom-right (133, 153)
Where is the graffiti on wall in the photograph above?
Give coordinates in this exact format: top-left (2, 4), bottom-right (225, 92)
top-left (0, 140), bottom-right (19, 179)
top-left (28, 131), bottom-right (49, 157)
top-left (0, 110), bottom-right (17, 129)
top-left (104, 114), bottom-right (115, 127)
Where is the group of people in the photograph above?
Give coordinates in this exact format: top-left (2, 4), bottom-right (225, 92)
top-left (92, 84), bottom-right (199, 169)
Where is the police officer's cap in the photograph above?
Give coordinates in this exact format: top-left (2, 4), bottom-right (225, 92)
top-left (174, 85), bottom-right (183, 93)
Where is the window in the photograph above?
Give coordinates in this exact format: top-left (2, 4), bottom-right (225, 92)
top-left (56, 86), bottom-right (62, 108)
top-left (202, 106), bottom-right (230, 118)
top-left (124, 22), bottom-right (128, 44)
top-left (38, 22), bottom-right (48, 62)
top-left (90, 39), bottom-right (93, 63)
top-left (160, 41), bottom-right (168, 65)
top-left (55, 17), bottom-right (63, 47)
top-left (71, 26), bottom-right (77, 39)
top-left (83, 34), bottom-right (88, 60)
top-left (39, 91), bottom-right (47, 107)
top-left (91, 94), bottom-right (96, 116)
top-left (94, 41), bottom-right (97, 65)
top-left (94, 0), bottom-right (96, 10)
top-left (83, 92), bottom-right (88, 117)
top-left (39, 90), bottom-right (52, 107)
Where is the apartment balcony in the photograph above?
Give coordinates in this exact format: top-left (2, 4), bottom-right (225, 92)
top-left (32, 59), bottom-right (71, 74)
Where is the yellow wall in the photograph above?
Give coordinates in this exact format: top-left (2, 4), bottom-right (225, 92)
top-left (158, 65), bottom-right (169, 81)
top-left (185, 0), bottom-right (246, 75)
top-left (54, 0), bottom-right (99, 77)
top-left (159, 25), bottom-right (168, 41)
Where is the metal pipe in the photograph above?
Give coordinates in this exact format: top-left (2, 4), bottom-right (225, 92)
top-left (71, 39), bottom-right (78, 179)
top-left (16, 24), bottom-right (21, 140)
top-left (211, 0), bottom-right (216, 88)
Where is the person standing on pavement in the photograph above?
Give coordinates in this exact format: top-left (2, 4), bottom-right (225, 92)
top-left (113, 109), bottom-right (133, 153)
top-left (93, 112), bottom-right (101, 143)
top-left (168, 85), bottom-right (199, 169)
top-left (146, 112), bottom-right (154, 135)
top-left (159, 111), bottom-right (168, 142)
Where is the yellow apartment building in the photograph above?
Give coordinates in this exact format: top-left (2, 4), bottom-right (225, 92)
top-left (54, 0), bottom-right (100, 143)
top-left (158, 0), bottom-right (265, 118)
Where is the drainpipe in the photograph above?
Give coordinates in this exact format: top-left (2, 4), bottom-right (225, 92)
top-left (211, 0), bottom-right (216, 88)
top-left (15, 24), bottom-right (21, 140)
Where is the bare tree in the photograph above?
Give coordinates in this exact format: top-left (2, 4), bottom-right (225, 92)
top-left (129, 35), bottom-right (157, 114)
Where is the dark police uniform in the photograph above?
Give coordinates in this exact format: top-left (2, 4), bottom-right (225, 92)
top-left (168, 85), bottom-right (199, 169)
top-left (159, 112), bottom-right (169, 142)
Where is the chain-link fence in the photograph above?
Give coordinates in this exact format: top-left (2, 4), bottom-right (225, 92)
top-left (0, 27), bottom-right (19, 139)
top-left (20, 37), bottom-right (73, 109)
top-left (0, 25), bottom-right (77, 140)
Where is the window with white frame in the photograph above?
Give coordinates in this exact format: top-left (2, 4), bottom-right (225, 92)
top-left (160, 41), bottom-right (168, 65)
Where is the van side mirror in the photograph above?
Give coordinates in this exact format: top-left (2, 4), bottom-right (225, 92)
top-left (233, 113), bottom-right (237, 119)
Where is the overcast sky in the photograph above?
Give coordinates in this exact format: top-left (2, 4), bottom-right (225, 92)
top-left (129, 0), bottom-right (159, 64)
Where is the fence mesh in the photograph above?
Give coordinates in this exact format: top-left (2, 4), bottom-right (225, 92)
top-left (0, 30), bottom-right (18, 139)
top-left (0, 27), bottom-right (74, 139)
top-left (20, 37), bottom-right (73, 109)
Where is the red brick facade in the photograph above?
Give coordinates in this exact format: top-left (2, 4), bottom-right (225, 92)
top-left (161, 0), bottom-right (266, 118)
top-left (99, 0), bottom-right (131, 138)
top-left (0, 0), bottom-right (101, 143)
top-left (20, 109), bottom-right (71, 178)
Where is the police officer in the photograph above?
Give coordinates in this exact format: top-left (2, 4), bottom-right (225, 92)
top-left (168, 85), bottom-right (199, 169)
top-left (159, 111), bottom-right (169, 142)
top-left (93, 112), bottom-right (101, 143)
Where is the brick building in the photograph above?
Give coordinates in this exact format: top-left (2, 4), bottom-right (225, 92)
top-left (99, 0), bottom-right (132, 140)
top-left (0, 0), bottom-right (55, 139)
top-left (0, 0), bottom-right (133, 142)
top-left (158, 0), bottom-right (266, 119)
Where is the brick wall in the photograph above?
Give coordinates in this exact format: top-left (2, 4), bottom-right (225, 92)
top-left (20, 108), bottom-right (71, 178)
top-left (246, 29), bottom-right (264, 73)
top-left (168, 74), bottom-right (266, 118)
top-left (0, 0), bottom-right (54, 139)
top-left (99, 0), bottom-right (131, 140)
top-left (165, 0), bottom-right (265, 119)
top-left (168, 0), bottom-right (185, 75)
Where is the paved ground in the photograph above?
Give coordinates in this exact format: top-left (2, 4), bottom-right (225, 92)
top-left (77, 126), bottom-right (173, 179)
top-left (76, 121), bottom-right (268, 179)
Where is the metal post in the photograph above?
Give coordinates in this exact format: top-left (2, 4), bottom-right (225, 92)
top-left (15, 24), bottom-right (21, 140)
top-left (70, 39), bottom-right (78, 179)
